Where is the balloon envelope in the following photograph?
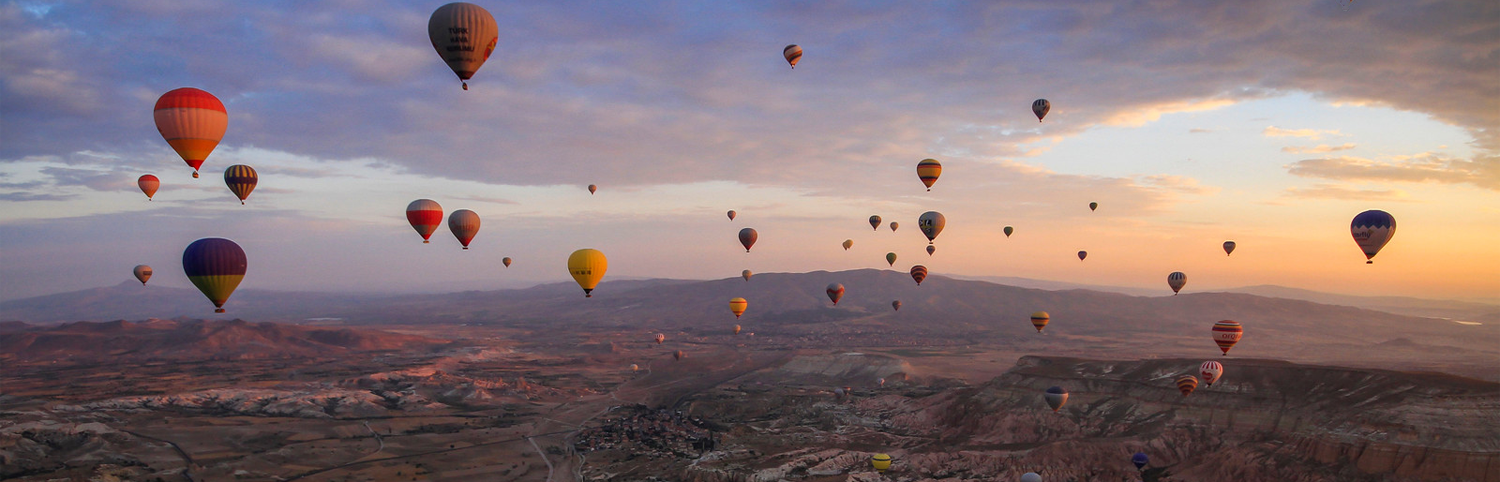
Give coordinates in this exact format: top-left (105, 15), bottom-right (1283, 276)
top-left (406, 199), bottom-right (443, 243)
top-left (1176, 375), bottom-right (1199, 396)
top-left (448, 209), bottom-right (480, 249)
top-left (654, 333), bottom-right (665, 344)
top-left (1223, 240), bottom-right (1236, 256)
top-left (568, 249), bottom-right (608, 297)
top-left (733, 324), bottom-right (741, 335)
top-left (673, 350), bottom-right (683, 361)
top-left (182, 238), bottom-right (245, 313)
top-left (428, 2), bottom-right (499, 89)
top-left (138, 175), bottom-right (159, 200)
top-left (909, 265), bottom-right (927, 285)
top-left (1212, 320), bottom-right (1243, 355)
top-left (1022, 473), bottom-right (1043, 482)
top-left (886, 252), bottom-right (897, 266)
top-left (889, 221), bottom-right (898, 232)
top-left (1168, 271), bottom-right (1186, 294)
top-left (1032, 99), bottom-right (1050, 122)
top-left (1030, 311), bottom-right (1049, 332)
top-left (871, 454), bottom-right (891, 473)
top-left (783, 44), bottom-right (802, 68)
top-left (1004, 225), bottom-right (1013, 237)
top-left (133, 265), bottom-right (152, 285)
top-left (727, 210), bottom-right (736, 221)
top-left (742, 269), bottom-right (752, 281)
top-left (223, 164), bottom-right (257, 204)
top-left (1089, 202), bottom-right (1098, 211)
top-left (918, 211), bottom-right (945, 243)
top-left (738, 228), bottom-right (758, 252)
top-left (842, 239), bottom-right (853, 251)
top-left (1132, 452), bottom-right (1149, 470)
top-left (502, 257), bottom-right (512, 267)
top-left (1077, 250), bottom-right (1087, 261)
top-left (1044, 386), bottom-right (1068, 412)
top-left (916, 159), bottom-right (942, 191)
top-left (826, 283), bottom-right (844, 305)
top-left (587, 184), bottom-right (597, 194)
top-left (1351, 210), bottom-right (1396, 263)
top-left (926, 245), bottom-right (936, 256)
top-left (729, 297), bottom-right (748, 318)
top-left (154, 88), bottom-right (227, 177)
top-left (1200, 360), bottom-right (1223, 386)
top-left (892, 300), bottom-right (901, 311)
top-left (869, 215), bottom-right (882, 230)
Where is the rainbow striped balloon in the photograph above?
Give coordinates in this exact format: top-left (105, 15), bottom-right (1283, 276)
top-left (223, 165), bottom-right (257, 204)
top-left (1175, 375), bottom-right (1198, 396)
top-left (182, 238), bottom-right (246, 313)
top-left (1030, 311), bottom-right (1050, 333)
top-left (154, 88), bottom-right (227, 178)
top-left (909, 265), bottom-right (928, 286)
top-left (916, 158), bottom-right (941, 191)
top-left (1212, 320), bottom-right (1243, 355)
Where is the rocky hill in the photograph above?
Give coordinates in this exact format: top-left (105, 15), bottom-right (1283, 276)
top-left (0, 318), bottom-right (446, 361)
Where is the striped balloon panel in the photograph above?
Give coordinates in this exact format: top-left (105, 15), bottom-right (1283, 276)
top-left (909, 265), bottom-right (927, 285)
top-left (154, 88), bottom-right (227, 170)
top-left (1211, 321), bottom-right (1243, 353)
top-left (783, 45), bottom-right (802, 66)
top-left (1176, 375), bottom-right (1198, 396)
top-left (1031, 311), bottom-right (1050, 332)
top-left (223, 165), bottom-right (257, 202)
top-left (182, 238), bottom-right (246, 310)
top-left (729, 298), bottom-right (747, 317)
top-left (1200, 361), bottom-right (1223, 385)
top-left (406, 199), bottom-right (443, 241)
top-left (916, 159), bottom-right (941, 188)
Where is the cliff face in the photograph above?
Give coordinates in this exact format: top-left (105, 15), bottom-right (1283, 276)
top-left (663, 356), bottom-right (1500, 482)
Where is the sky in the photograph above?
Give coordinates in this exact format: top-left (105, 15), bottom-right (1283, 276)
top-left (1, 0), bottom-right (1497, 303)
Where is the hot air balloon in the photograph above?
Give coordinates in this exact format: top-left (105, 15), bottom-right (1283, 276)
top-left (878, 378), bottom-right (886, 387)
top-left (630, 364), bottom-right (639, 371)
top-left (133, 265), bottom-right (152, 286)
top-left (138, 175), bottom-right (159, 200)
top-left (1168, 271), bottom-right (1186, 295)
top-left (448, 209), bottom-right (480, 249)
top-left (916, 159), bottom-right (942, 191)
top-left (428, 2), bottom-right (499, 90)
top-left (826, 283), bottom-right (844, 305)
top-left (1200, 360), bottom-right (1223, 386)
top-left (1351, 210), bottom-right (1396, 264)
top-left (871, 454), bottom-right (891, 473)
top-left (926, 245), bottom-right (936, 256)
top-left (738, 228), bottom-right (758, 252)
top-left (588, 184), bottom-right (597, 194)
top-left (1030, 311), bottom-right (1050, 333)
top-left (568, 249), bottom-right (607, 297)
top-left (406, 199), bottom-right (443, 244)
top-left (891, 300), bottom-right (901, 311)
top-left (182, 238), bottom-right (245, 313)
top-left (842, 239), bottom-right (854, 251)
top-left (1044, 386), bottom-right (1068, 412)
top-left (1212, 320), bottom-right (1242, 355)
top-left (733, 324), bottom-right (742, 335)
top-left (502, 257), bottom-right (512, 267)
top-left (886, 252), bottom-right (897, 266)
top-left (834, 387), bottom-right (846, 398)
top-left (1223, 240), bottom-right (1236, 256)
top-left (1089, 202), bottom-right (1098, 211)
top-left (727, 210), bottom-right (736, 221)
top-left (1132, 452), bottom-right (1149, 470)
top-left (1022, 473), bottom-right (1043, 482)
top-left (223, 164), bottom-right (257, 204)
top-left (918, 211), bottom-right (945, 244)
top-left (1032, 99), bottom-right (1050, 122)
top-left (1077, 250), bottom-right (1087, 261)
top-left (869, 215), bottom-right (882, 231)
top-left (654, 333), bottom-right (665, 344)
top-left (729, 297), bottom-right (748, 318)
top-left (889, 221), bottom-right (898, 232)
top-left (1004, 226), bottom-right (1013, 237)
top-left (1176, 375), bottom-right (1198, 396)
top-left (783, 44), bottom-right (802, 68)
top-left (673, 350), bottom-right (683, 361)
top-left (909, 265), bottom-right (927, 286)
top-left (742, 270), bottom-right (753, 281)
top-left (154, 88), bottom-right (227, 178)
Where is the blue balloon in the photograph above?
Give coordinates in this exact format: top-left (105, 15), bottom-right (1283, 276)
top-left (1132, 452), bottom-right (1149, 470)
top-left (1350, 210), bottom-right (1396, 264)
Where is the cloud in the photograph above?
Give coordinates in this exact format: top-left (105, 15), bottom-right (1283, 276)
top-left (1284, 184), bottom-right (1411, 202)
top-left (1264, 126), bottom-right (1341, 141)
top-left (1104, 99), bottom-right (1236, 128)
top-left (1137, 174), bottom-right (1220, 196)
top-left (1287, 154), bottom-right (1498, 190)
top-left (1188, 128), bottom-right (1213, 134)
top-left (0, 192), bottom-right (78, 202)
top-left (1282, 143), bottom-right (1356, 154)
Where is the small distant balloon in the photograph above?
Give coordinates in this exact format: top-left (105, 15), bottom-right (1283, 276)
top-left (871, 453), bottom-right (891, 473)
top-left (1176, 374), bottom-right (1199, 396)
top-left (733, 324), bottom-right (742, 335)
top-left (889, 221), bottom-right (899, 232)
top-left (587, 184), bottom-right (597, 194)
top-left (842, 239), bottom-right (853, 251)
top-left (742, 269), bottom-right (753, 281)
top-left (891, 300), bottom-right (901, 311)
top-left (1030, 311), bottom-right (1049, 333)
top-left (1089, 202), bottom-right (1098, 212)
top-left (1077, 250), bottom-right (1087, 261)
top-left (1168, 271), bottom-right (1186, 294)
top-left (886, 252), bottom-right (897, 266)
top-left (673, 350), bottom-right (683, 361)
top-left (1003, 225), bottom-right (1013, 237)
top-left (739, 228), bottom-right (758, 252)
top-left (1212, 320), bottom-right (1243, 355)
top-left (630, 363), bottom-right (639, 371)
top-left (1132, 452), bottom-right (1149, 470)
top-left (1200, 360), bottom-right (1223, 386)
top-left (1044, 386), bottom-right (1068, 412)
top-left (223, 164), bottom-right (257, 205)
top-left (727, 210), bottom-right (736, 221)
top-left (502, 257), bottom-right (512, 267)
top-left (568, 248), bottom-right (608, 297)
top-left (448, 209), bottom-right (480, 249)
top-left (1022, 473), bottom-right (1043, 482)
top-left (654, 333), bottom-right (665, 344)
top-left (1223, 240), bottom-right (1236, 256)
top-left (909, 265), bottom-right (927, 286)
top-left (877, 378), bottom-right (886, 387)
top-left (826, 283), bottom-right (844, 305)
top-left (138, 175), bottom-right (159, 200)
top-left (916, 158), bottom-right (942, 191)
top-left (133, 265), bottom-right (152, 286)
top-left (1032, 99), bottom-right (1050, 122)
top-left (1351, 209), bottom-right (1396, 264)
top-left (783, 44), bottom-right (802, 68)
top-left (926, 245), bottom-right (936, 256)
top-left (406, 199), bottom-right (443, 244)
top-left (869, 215), bottom-right (882, 231)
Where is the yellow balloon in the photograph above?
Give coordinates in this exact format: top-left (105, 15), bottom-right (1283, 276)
top-left (567, 249), bottom-right (608, 297)
top-left (872, 453), bottom-right (892, 473)
top-left (729, 297), bottom-right (748, 318)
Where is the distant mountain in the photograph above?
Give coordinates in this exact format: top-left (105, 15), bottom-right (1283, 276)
top-left (1219, 284), bottom-right (1500, 322)
top-left (946, 274), bottom-right (1163, 297)
top-left (0, 318), bottom-right (446, 361)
